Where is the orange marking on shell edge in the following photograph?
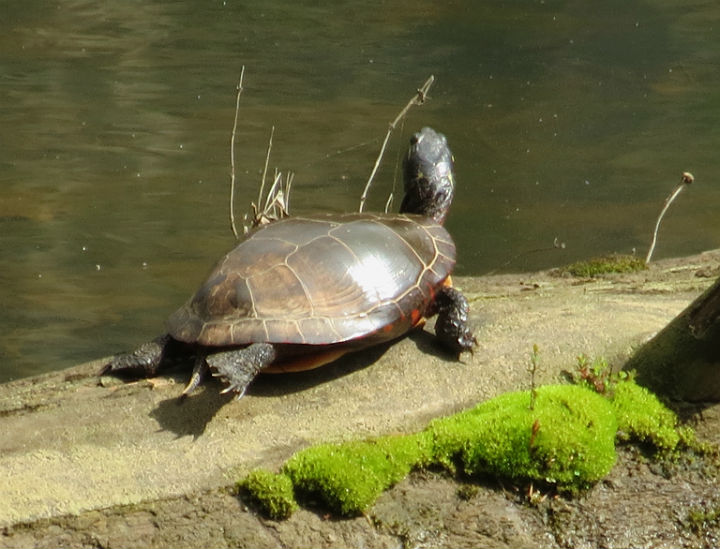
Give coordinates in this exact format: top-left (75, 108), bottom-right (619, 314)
top-left (410, 308), bottom-right (423, 326)
top-left (443, 275), bottom-right (453, 287)
top-left (263, 348), bottom-right (348, 374)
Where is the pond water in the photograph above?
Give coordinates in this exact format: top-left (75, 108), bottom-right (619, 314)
top-left (2, 0), bottom-right (720, 381)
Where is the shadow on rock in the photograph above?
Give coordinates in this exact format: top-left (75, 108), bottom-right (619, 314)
top-left (407, 328), bottom-right (461, 361)
top-left (150, 388), bottom-right (233, 439)
top-left (247, 342), bottom-right (392, 398)
top-left (148, 342), bottom-right (393, 436)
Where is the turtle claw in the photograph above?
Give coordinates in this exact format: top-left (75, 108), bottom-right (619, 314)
top-left (219, 383), bottom-right (248, 400)
top-left (462, 332), bottom-right (479, 356)
top-left (205, 343), bottom-right (277, 400)
top-left (218, 378), bottom-right (249, 400)
top-left (209, 359), bottom-right (254, 399)
top-left (468, 342), bottom-right (477, 357)
top-left (205, 369), bottom-right (242, 397)
top-left (181, 357), bottom-right (208, 396)
top-left (218, 381), bottom-right (237, 395)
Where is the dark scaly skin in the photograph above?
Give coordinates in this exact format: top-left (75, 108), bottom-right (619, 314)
top-left (208, 343), bottom-right (277, 399)
top-left (429, 287), bottom-right (477, 355)
top-left (101, 334), bottom-right (170, 378)
top-left (401, 129), bottom-right (474, 354)
top-left (400, 127), bottom-right (454, 224)
top-left (101, 127), bottom-right (475, 399)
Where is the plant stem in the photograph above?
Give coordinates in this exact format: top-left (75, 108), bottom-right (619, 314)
top-left (229, 67), bottom-right (245, 240)
top-left (645, 172), bottom-right (693, 264)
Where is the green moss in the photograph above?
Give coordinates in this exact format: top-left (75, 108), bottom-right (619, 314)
top-left (568, 356), bottom-right (685, 454)
top-left (686, 503), bottom-right (720, 534)
top-left (428, 385), bottom-right (617, 490)
top-left (283, 434), bottom-right (431, 516)
top-left (240, 374), bottom-right (700, 519)
top-left (560, 254), bottom-right (646, 278)
top-left (610, 378), bottom-right (680, 452)
top-left (457, 483), bottom-right (480, 501)
top-left (239, 469), bottom-right (298, 520)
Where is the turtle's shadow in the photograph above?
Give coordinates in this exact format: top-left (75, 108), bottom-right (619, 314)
top-left (150, 386), bottom-right (233, 440)
top-left (406, 327), bottom-right (459, 360)
top-left (149, 342), bottom-right (393, 438)
top-left (247, 342), bottom-right (391, 398)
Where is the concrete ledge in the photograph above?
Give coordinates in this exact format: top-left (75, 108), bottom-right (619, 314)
top-left (1, 251), bottom-right (717, 529)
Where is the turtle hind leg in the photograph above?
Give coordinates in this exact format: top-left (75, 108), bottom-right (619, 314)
top-left (431, 287), bottom-right (477, 356)
top-left (206, 343), bottom-right (278, 399)
top-left (100, 334), bottom-right (172, 378)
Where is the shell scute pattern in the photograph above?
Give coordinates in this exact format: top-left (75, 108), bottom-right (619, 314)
top-left (167, 213), bottom-right (455, 347)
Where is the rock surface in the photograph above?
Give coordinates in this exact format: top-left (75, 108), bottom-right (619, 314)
top-left (2, 251), bottom-right (719, 548)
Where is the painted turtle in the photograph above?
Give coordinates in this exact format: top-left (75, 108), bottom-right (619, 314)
top-left (102, 127), bottom-right (476, 398)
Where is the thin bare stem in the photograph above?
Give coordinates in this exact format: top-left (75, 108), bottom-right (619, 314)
top-left (264, 169), bottom-right (283, 211)
top-left (359, 75), bottom-right (435, 212)
top-left (257, 125), bottom-right (275, 210)
top-left (529, 344), bottom-right (540, 410)
top-left (384, 192), bottom-right (394, 214)
top-left (229, 66), bottom-right (246, 240)
top-left (645, 171), bottom-right (694, 264)
top-left (284, 171), bottom-right (293, 214)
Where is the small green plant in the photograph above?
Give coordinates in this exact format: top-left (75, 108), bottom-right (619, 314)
top-left (559, 254), bottom-right (646, 278)
top-left (528, 344), bottom-right (540, 409)
top-left (570, 355), bottom-right (620, 394)
top-left (456, 483), bottom-right (480, 501)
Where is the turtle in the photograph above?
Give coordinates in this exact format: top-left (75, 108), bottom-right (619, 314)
top-left (102, 126), bottom-right (476, 399)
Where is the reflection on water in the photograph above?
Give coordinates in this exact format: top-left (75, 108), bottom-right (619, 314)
top-left (1, 0), bottom-right (719, 381)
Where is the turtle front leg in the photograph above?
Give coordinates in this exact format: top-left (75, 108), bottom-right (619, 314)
top-left (431, 287), bottom-right (477, 356)
top-left (100, 334), bottom-right (171, 378)
top-left (206, 343), bottom-right (278, 399)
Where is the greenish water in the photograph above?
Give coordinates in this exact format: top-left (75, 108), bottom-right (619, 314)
top-left (1, 0), bottom-right (719, 381)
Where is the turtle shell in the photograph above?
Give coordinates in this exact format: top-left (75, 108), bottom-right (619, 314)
top-left (167, 212), bottom-right (455, 348)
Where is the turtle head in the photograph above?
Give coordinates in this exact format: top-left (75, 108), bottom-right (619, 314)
top-left (400, 127), bottom-right (455, 224)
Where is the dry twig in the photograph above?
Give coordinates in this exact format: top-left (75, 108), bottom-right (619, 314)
top-left (359, 75), bottom-right (435, 212)
top-left (229, 66), bottom-right (246, 239)
top-left (244, 163), bottom-right (293, 233)
top-left (257, 125), bottom-right (275, 215)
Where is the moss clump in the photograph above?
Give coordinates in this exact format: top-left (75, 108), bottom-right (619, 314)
top-left (610, 377), bottom-right (681, 452)
top-left (283, 434), bottom-right (431, 516)
top-left (240, 469), bottom-right (298, 520)
top-left (560, 254), bottom-right (646, 278)
top-left (686, 503), bottom-right (720, 535)
top-left (281, 385), bottom-right (619, 516)
top-left (428, 385), bottom-right (617, 490)
top-left (569, 356), bottom-right (686, 454)
top-left (241, 375), bottom-right (698, 519)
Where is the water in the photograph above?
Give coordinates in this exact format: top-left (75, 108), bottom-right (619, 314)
top-left (2, 0), bottom-right (720, 381)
